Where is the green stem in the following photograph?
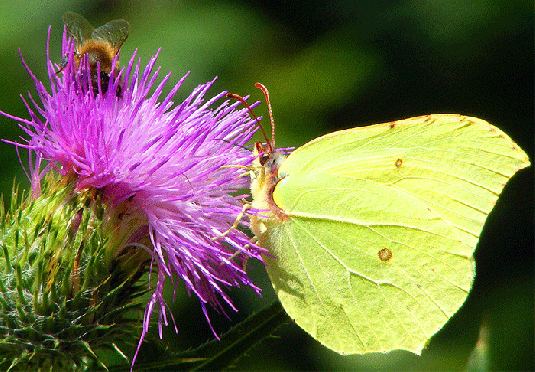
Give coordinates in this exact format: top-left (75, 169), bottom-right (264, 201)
top-left (118, 301), bottom-right (289, 371)
top-left (192, 301), bottom-right (289, 371)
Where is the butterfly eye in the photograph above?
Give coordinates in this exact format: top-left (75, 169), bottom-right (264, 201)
top-left (259, 153), bottom-right (270, 166)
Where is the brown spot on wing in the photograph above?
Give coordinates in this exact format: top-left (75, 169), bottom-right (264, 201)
top-left (378, 248), bottom-right (393, 262)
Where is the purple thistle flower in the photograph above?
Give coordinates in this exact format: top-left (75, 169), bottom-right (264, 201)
top-left (1, 28), bottom-right (265, 365)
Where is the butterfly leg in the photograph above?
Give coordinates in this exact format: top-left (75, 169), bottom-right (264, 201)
top-left (211, 199), bottom-right (251, 241)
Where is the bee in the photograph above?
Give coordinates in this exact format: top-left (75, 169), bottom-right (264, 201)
top-left (62, 12), bottom-right (130, 96)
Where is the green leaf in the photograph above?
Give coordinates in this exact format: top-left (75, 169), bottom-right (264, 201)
top-left (252, 114), bottom-right (530, 355)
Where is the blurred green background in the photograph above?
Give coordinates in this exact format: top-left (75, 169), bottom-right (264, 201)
top-left (0, 0), bottom-right (532, 370)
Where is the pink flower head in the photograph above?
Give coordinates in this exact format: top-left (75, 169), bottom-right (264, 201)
top-left (1, 28), bottom-right (265, 365)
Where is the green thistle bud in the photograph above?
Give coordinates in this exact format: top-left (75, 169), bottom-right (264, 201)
top-left (0, 173), bottom-right (150, 371)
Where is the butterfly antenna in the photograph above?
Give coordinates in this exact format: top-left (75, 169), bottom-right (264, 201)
top-left (226, 92), bottom-right (272, 152)
top-left (255, 83), bottom-right (275, 150)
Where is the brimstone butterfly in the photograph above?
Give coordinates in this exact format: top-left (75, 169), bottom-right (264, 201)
top-left (242, 84), bottom-right (530, 356)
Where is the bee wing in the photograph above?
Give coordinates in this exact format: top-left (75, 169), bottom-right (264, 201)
top-left (91, 19), bottom-right (130, 53)
top-left (63, 12), bottom-right (94, 45)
